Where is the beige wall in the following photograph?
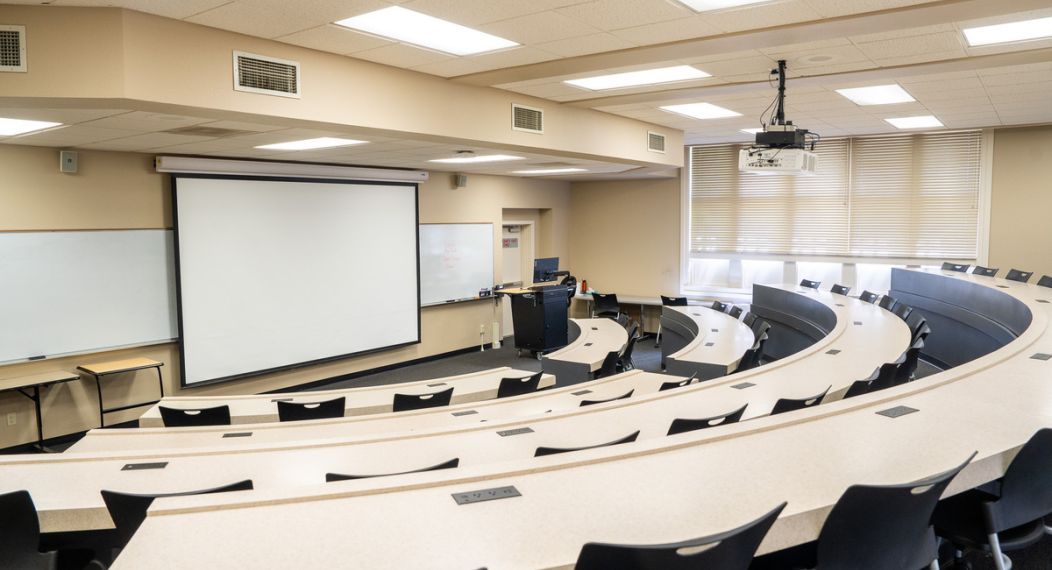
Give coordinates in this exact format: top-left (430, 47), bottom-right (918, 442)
top-left (0, 144), bottom-right (569, 448)
top-left (987, 125), bottom-right (1052, 278)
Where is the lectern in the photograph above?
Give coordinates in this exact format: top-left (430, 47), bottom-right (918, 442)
top-left (508, 286), bottom-right (569, 355)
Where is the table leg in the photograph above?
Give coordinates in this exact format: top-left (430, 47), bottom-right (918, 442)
top-left (32, 385), bottom-right (44, 450)
top-left (93, 373), bottom-right (106, 428)
top-left (155, 366), bottom-right (164, 398)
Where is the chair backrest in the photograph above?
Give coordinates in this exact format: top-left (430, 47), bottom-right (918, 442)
top-left (831, 284), bottom-right (851, 295)
top-left (596, 351), bottom-right (620, 379)
top-left (913, 322), bottom-right (932, 343)
top-left (868, 361), bottom-right (903, 392)
top-left (988, 428), bottom-right (1052, 532)
top-left (0, 490), bottom-right (55, 570)
top-left (593, 293), bottom-right (620, 315)
top-left (892, 303), bottom-right (913, 322)
top-left (894, 338), bottom-right (925, 385)
top-left (711, 300), bottom-right (729, 312)
top-left (1038, 275), bottom-right (1052, 288)
top-left (878, 295), bottom-right (898, 311)
top-left (728, 305), bottom-right (743, 319)
top-left (816, 454), bottom-right (974, 570)
top-left (326, 458), bottom-right (460, 482)
top-left (101, 480), bottom-right (254, 550)
top-left (615, 313), bottom-right (631, 327)
top-left (574, 502), bottom-right (786, 570)
top-left (392, 387), bottom-right (454, 412)
top-left (625, 322), bottom-right (639, 340)
top-left (496, 371), bottom-right (544, 399)
top-left (667, 404), bottom-right (749, 435)
top-left (859, 290), bottom-right (880, 303)
top-left (941, 262), bottom-right (970, 273)
top-left (971, 266), bottom-right (998, 277)
top-left (159, 405), bottom-right (231, 427)
top-left (770, 386), bottom-right (830, 415)
top-left (1006, 268), bottom-right (1033, 283)
top-left (534, 430), bottom-right (640, 457)
top-left (658, 374), bottom-right (698, 392)
top-left (843, 377), bottom-right (873, 399)
top-left (620, 335), bottom-right (638, 363)
top-left (660, 295), bottom-right (688, 306)
top-left (277, 397), bottom-right (346, 422)
top-left (800, 279), bottom-right (821, 289)
top-left (742, 312), bottom-right (757, 327)
top-left (750, 319), bottom-right (771, 340)
top-left (580, 389), bottom-right (634, 407)
top-left (736, 331), bottom-right (768, 372)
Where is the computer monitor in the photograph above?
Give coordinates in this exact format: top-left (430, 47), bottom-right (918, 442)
top-left (533, 257), bottom-right (559, 283)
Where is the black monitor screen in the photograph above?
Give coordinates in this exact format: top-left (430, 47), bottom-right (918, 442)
top-left (533, 257), bottom-right (559, 283)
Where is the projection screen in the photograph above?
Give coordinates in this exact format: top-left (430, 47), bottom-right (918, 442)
top-left (173, 175), bottom-right (419, 387)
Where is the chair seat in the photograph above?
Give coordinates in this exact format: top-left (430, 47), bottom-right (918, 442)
top-left (934, 488), bottom-right (1048, 552)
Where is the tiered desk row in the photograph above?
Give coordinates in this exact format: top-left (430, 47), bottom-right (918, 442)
top-left (2, 270), bottom-right (1047, 569)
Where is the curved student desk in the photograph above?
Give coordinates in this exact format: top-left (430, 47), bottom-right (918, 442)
top-left (109, 271), bottom-right (1052, 569)
top-left (136, 367), bottom-right (556, 428)
top-left (541, 318), bottom-right (629, 385)
top-left (660, 306), bottom-right (756, 379)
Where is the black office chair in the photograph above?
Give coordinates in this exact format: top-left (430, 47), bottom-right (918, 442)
top-left (96, 480), bottom-right (254, 559)
top-left (934, 429), bottom-right (1052, 570)
top-left (658, 374), bottom-right (698, 392)
top-left (667, 404), bottom-right (748, 436)
top-left (0, 490), bottom-right (57, 570)
top-left (878, 295), bottom-right (898, 312)
top-left (1038, 275), bottom-right (1052, 288)
top-left (392, 387), bottom-right (453, 412)
top-left (534, 430), bottom-right (640, 457)
top-left (617, 335), bottom-right (638, 372)
top-left (942, 262), bottom-right (971, 273)
top-left (867, 360), bottom-right (904, 393)
top-left (1005, 268), bottom-right (1033, 283)
top-left (574, 502), bottom-right (786, 570)
top-left (800, 279), bottom-right (821, 289)
top-left (913, 322), bottom-right (933, 344)
top-left (159, 405), bottom-right (231, 427)
top-left (592, 293), bottom-right (621, 319)
top-left (660, 295), bottom-right (688, 306)
top-left (742, 312), bottom-right (757, 328)
top-left (859, 290), bottom-right (880, 304)
top-left (615, 313), bottom-right (631, 327)
top-left (843, 376), bottom-right (874, 399)
top-left (595, 351), bottom-right (620, 379)
top-left (711, 300), bottom-right (729, 313)
top-left (892, 303), bottom-right (913, 322)
top-left (728, 305), bottom-right (743, 319)
top-left (972, 266), bottom-right (998, 277)
top-left (770, 386), bottom-right (829, 415)
top-left (580, 390), bottom-right (634, 407)
top-left (894, 338), bottom-right (925, 385)
top-left (736, 329), bottom-right (769, 373)
top-left (496, 371), bottom-right (544, 399)
top-left (831, 284), bottom-right (851, 295)
top-left (326, 458), bottom-right (460, 482)
top-left (277, 397), bottom-right (346, 422)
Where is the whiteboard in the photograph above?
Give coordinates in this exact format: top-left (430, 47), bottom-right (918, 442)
top-left (0, 230), bottom-right (177, 364)
top-left (419, 224), bottom-right (494, 306)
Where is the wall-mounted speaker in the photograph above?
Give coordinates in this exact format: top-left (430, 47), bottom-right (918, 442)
top-left (452, 173), bottom-right (467, 188)
top-left (59, 150), bottom-right (78, 174)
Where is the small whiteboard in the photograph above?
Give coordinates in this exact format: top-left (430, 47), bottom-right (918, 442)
top-left (0, 230), bottom-right (177, 364)
top-left (419, 224), bottom-right (494, 306)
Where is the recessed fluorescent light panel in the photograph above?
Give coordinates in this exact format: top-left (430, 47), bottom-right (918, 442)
top-left (429, 154), bottom-right (524, 164)
top-left (0, 118), bottom-right (62, 136)
top-left (660, 103), bottom-right (742, 120)
top-left (675, 0), bottom-right (774, 12)
top-left (512, 168), bottom-right (588, 175)
top-left (963, 16), bottom-right (1052, 46)
top-left (565, 66), bottom-right (710, 91)
top-left (255, 137), bottom-right (368, 151)
top-left (335, 6), bottom-right (519, 56)
top-left (740, 128), bottom-right (764, 134)
top-left (836, 84), bottom-right (915, 105)
top-left (885, 115), bottom-right (943, 129)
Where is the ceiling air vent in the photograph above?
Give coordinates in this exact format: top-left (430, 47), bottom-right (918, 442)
top-left (0, 25), bottom-right (27, 73)
top-left (648, 131), bottom-right (666, 153)
top-left (233, 51), bottom-right (300, 98)
top-left (512, 104), bottom-right (543, 134)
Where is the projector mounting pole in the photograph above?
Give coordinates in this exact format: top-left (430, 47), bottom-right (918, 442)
top-left (773, 59), bottom-right (787, 126)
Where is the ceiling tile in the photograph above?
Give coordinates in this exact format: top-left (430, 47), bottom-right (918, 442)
top-left (402, 0), bottom-right (558, 26)
top-left (702, 0), bottom-right (822, 34)
top-left (350, 43), bottom-right (455, 68)
top-left (410, 47), bottom-right (558, 77)
top-left (52, 0), bottom-right (231, 19)
top-left (848, 23), bottom-right (955, 44)
top-left (4, 125), bottom-right (143, 146)
top-left (534, 32), bottom-right (635, 57)
top-left (80, 132), bottom-right (217, 151)
top-left (803, 0), bottom-right (943, 18)
top-left (186, 0), bottom-right (390, 39)
top-left (79, 111), bottom-right (215, 131)
top-left (556, 0), bottom-right (693, 32)
top-left (609, 15), bottom-right (722, 45)
top-left (277, 24), bottom-right (393, 54)
top-left (0, 107), bottom-right (130, 124)
top-left (479, 10), bottom-right (601, 45)
top-left (855, 31), bottom-right (965, 60)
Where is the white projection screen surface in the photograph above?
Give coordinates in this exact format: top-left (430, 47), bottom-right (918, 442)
top-left (173, 176), bottom-right (420, 387)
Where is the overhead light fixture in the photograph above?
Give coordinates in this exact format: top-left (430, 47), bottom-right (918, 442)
top-left (885, 115), bottom-right (943, 129)
top-left (255, 137), bottom-right (368, 151)
top-left (0, 118), bottom-right (62, 136)
top-left (334, 6), bottom-right (519, 56)
top-left (512, 168), bottom-right (588, 175)
top-left (836, 84), bottom-right (915, 105)
top-left (740, 128), bottom-right (764, 134)
top-left (429, 151), bottom-right (524, 164)
top-left (660, 102), bottom-right (742, 120)
top-left (963, 16), bottom-right (1052, 46)
top-left (674, 0), bottom-right (774, 12)
top-left (565, 66), bottom-right (711, 91)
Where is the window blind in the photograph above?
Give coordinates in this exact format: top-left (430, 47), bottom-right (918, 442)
top-left (688, 130), bottom-right (981, 260)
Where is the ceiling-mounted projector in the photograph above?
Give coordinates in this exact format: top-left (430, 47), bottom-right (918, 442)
top-left (740, 59), bottom-right (820, 176)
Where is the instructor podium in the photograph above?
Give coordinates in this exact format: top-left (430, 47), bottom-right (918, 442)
top-left (508, 286), bottom-right (569, 355)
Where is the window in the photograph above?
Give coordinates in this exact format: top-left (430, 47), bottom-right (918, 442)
top-left (687, 130), bottom-right (982, 260)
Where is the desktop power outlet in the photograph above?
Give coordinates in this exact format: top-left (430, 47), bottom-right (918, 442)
top-left (6, 412), bottom-right (16, 426)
